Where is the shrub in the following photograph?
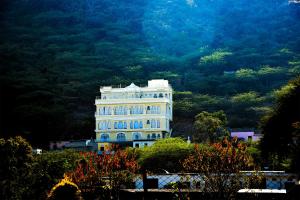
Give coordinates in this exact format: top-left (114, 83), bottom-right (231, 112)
top-left (48, 176), bottom-right (82, 200)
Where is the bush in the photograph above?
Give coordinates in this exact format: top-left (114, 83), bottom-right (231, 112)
top-left (48, 176), bottom-right (82, 200)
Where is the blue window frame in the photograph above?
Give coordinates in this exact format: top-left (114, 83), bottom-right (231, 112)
top-left (134, 121), bottom-right (139, 129)
top-left (100, 134), bottom-right (109, 142)
top-left (139, 121), bottom-right (143, 128)
top-left (117, 133), bottom-right (126, 141)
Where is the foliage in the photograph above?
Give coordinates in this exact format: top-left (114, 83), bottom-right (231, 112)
top-left (193, 111), bottom-right (228, 142)
top-left (182, 137), bottom-right (253, 199)
top-left (138, 138), bottom-right (194, 172)
top-left (0, 136), bottom-right (33, 200)
top-left (199, 50), bottom-right (233, 65)
top-left (260, 76), bottom-right (300, 173)
top-left (69, 149), bottom-right (139, 199)
top-left (30, 149), bottom-right (81, 200)
top-left (48, 176), bottom-right (82, 200)
top-left (0, 0), bottom-right (300, 144)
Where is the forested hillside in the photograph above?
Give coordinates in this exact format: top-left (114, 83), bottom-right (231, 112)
top-left (0, 0), bottom-right (300, 146)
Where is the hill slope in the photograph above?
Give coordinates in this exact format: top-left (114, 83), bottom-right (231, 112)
top-left (0, 0), bottom-right (300, 145)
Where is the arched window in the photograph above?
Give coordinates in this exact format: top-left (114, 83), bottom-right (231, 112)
top-left (159, 93), bottom-right (163, 98)
top-left (124, 122), bottom-right (127, 129)
top-left (151, 133), bottom-right (156, 139)
top-left (147, 120), bottom-right (150, 124)
top-left (154, 94), bottom-right (157, 98)
top-left (100, 133), bottom-right (109, 142)
top-left (134, 121), bottom-right (139, 129)
top-left (157, 134), bottom-right (161, 139)
top-left (132, 132), bottom-right (141, 140)
top-left (147, 134), bottom-right (151, 139)
top-left (117, 133), bottom-right (126, 141)
top-left (114, 122), bottom-right (118, 129)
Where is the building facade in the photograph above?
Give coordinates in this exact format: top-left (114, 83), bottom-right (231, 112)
top-left (95, 79), bottom-right (173, 152)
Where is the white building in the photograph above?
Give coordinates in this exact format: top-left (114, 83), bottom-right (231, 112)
top-left (95, 79), bottom-right (173, 152)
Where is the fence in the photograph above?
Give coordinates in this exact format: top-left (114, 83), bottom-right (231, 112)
top-left (118, 171), bottom-right (299, 200)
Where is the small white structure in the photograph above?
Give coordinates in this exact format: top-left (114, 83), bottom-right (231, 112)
top-left (32, 149), bottom-right (42, 154)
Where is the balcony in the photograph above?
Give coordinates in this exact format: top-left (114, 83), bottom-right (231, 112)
top-left (95, 137), bottom-right (158, 143)
top-left (95, 97), bottom-right (171, 105)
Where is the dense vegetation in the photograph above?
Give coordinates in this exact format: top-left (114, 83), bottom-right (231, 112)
top-left (260, 76), bottom-right (300, 172)
top-left (1, 136), bottom-right (258, 200)
top-left (1, 0), bottom-right (300, 145)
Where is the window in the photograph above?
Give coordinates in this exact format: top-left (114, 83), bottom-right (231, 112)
top-left (157, 134), bottom-right (161, 139)
top-left (133, 132), bottom-right (141, 140)
top-left (159, 93), bottom-right (163, 98)
top-left (147, 120), bottom-right (150, 124)
top-left (130, 121), bottom-right (133, 129)
top-left (100, 133), bottom-right (109, 142)
top-left (151, 133), bottom-right (156, 139)
top-left (100, 147), bottom-right (105, 151)
top-left (114, 122), bottom-right (117, 129)
top-left (135, 143), bottom-right (139, 148)
top-left (124, 122), bottom-right (127, 129)
top-left (157, 120), bottom-right (160, 128)
top-left (117, 133), bottom-right (126, 141)
top-left (139, 106), bottom-right (143, 114)
top-left (118, 121), bottom-right (123, 129)
top-left (147, 134), bottom-right (150, 139)
top-left (134, 121), bottom-right (139, 129)
top-left (139, 121), bottom-right (143, 128)
top-left (144, 143), bottom-right (148, 147)
top-left (154, 94), bottom-right (157, 98)
top-left (248, 136), bottom-right (252, 141)
top-left (151, 119), bottom-right (156, 128)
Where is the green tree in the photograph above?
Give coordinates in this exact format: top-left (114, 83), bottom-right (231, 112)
top-left (260, 76), bottom-right (300, 172)
top-left (30, 149), bottom-right (81, 200)
top-left (193, 111), bottom-right (228, 143)
top-left (138, 138), bottom-right (193, 172)
top-left (0, 136), bottom-right (33, 200)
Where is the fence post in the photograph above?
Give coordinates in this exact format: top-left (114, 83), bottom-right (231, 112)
top-left (142, 169), bottom-right (148, 199)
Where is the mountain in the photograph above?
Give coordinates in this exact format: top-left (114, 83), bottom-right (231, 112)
top-left (0, 0), bottom-right (300, 146)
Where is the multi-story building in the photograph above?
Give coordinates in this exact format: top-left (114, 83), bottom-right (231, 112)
top-left (95, 79), bottom-right (173, 152)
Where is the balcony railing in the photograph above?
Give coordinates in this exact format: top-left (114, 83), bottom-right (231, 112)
top-left (95, 138), bottom-right (157, 143)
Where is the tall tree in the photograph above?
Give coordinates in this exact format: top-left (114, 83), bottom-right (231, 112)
top-left (193, 110), bottom-right (228, 142)
top-left (260, 76), bottom-right (300, 172)
top-left (0, 136), bottom-right (33, 200)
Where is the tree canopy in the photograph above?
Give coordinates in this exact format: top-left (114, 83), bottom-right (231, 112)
top-left (260, 76), bottom-right (300, 172)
